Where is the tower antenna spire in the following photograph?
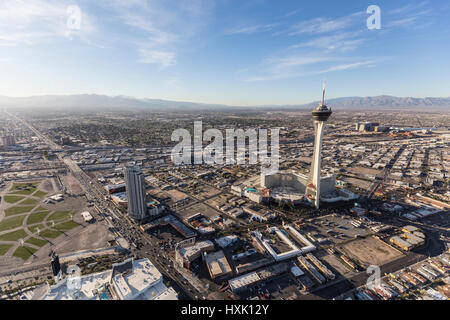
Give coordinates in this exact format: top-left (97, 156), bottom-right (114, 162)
top-left (321, 80), bottom-right (326, 106)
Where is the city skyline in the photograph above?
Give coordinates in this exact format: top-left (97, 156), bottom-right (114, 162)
top-left (1, 0), bottom-right (450, 105)
top-left (0, 0), bottom-right (449, 306)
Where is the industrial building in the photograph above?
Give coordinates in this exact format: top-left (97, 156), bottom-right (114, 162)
top-left (389, 236), bottom-right (415, 251)
top-left (402, 225), bottom-right (420, 234)
top-left (186, 213), bottom-right (215, 234)
top-left (81, 211), bottom-right (94, 223)
top-left (105, 182), bottom-right (126, 194)
top-left (403, 233), bottom-right (425, 246)
top-left (389, 226), bottom-right (426, 251)
top-left (215, 235), bottom-right (238, 248)
top-left (306, 253), bottom-right (336, 280)
top-left (175, 239), bottom-right (214, 269)
top-left (242, 206), bottom-right (275, 222)
top-left (235, 258), bottom-right (272, 275)
top-left (228, 271), bottom-right (261, 293)
top-left (228, 263), bottom-right (289, 293)
top-left (297, 255), bottom-right (326, 285)
top-left (250, 225), bottom-right (316, 262)
top-left (111, 191), bottom-right (128, 206)
top-left (146, 199), bottom-right (165, 217)
top-left (140, 214), bottom-right (195, 238)
top-left (204, 250), bottom-right (233, 280)
top-left (48, 194), bottom-right (64, 202)
top-left (355, 122), bottom-right (381, 132)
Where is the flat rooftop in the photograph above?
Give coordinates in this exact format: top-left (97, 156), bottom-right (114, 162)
top-left (205, 250), bottom-right (232, 278)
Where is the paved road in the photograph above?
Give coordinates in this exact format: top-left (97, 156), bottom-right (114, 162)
top-left (365, 144), bottom-right (407, 199)
top-left (6, 112), bottom-right (203, 299)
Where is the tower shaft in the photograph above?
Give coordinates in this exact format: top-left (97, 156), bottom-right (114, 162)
top-left (306, 84), bottom-right (332, 209)
top-left (310, 121), bottom-right (325, 209)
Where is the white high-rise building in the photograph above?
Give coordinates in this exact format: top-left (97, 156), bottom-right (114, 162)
top-left (125, 166), bottom-right (147, 220)
top-left (307, 85), bottom-right (333, 209)
top-left (0, 135), bottom-right (15, 146)
top-left (31, 258), bottom-right (178, 300)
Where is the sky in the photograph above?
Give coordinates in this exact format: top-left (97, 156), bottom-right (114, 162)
top-left (0, 0), bottom-right (449, 106)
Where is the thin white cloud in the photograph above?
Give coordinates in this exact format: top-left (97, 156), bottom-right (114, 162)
top-left (290, 31), bottom-right (365, 52)
top-left (0, 0), bottom-right (212, 68)
top-left (385, 9), bottom-right (433, 29)
top-left (289, 11), bottom-right (364, 35)
top-left (243, 8), bottom-right (381, 82)
top-left (225, 24), bottom-right (277, 35)
top-left (267, 56), bottom-right (332, 71)
top-left (317, 60), bottom-right (375, 73)
top-left (103, 0), bottom-right (212, 67)
top-left (243, 55), bottom-right (333, 82)
top-left (383, 1), bottom-right (435, 30)
top-left (106, 1), bottom-right (177, 45)
top-left (284, 9), bottom-right (301, 18)
top-left (243, 54), bottom-right (376, 82)
top-left (0, 0), bottom-right (95, 46)
top-left (388, 1), bottom-right (428, 15)
top-left (138, 49), bottom-right (175, 68)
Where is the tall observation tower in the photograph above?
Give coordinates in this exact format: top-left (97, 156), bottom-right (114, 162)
top-left (307, 84), bottom-right (332, 209)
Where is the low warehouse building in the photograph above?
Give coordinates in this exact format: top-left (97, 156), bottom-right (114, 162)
top-left (390, 236), bottom-right (414, 251)
top-left (204, 250), bottom-right (232, 280)
top-left (81, 211), bottom-right (94, 223)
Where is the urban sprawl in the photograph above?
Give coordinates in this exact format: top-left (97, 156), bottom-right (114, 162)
top-left (0, 98), bottom-right (449, 301)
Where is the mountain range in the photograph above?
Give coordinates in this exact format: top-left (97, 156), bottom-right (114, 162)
top-left (0, 94), bottom-right (449, 112)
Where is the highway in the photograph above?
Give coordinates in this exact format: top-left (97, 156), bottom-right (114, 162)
top-left (6, 111), bottom-right (202, 300)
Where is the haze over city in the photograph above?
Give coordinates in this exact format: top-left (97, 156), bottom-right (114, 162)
top-left (0, 0), bottom-right (449, 309)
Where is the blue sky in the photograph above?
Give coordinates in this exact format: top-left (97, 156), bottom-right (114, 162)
top-left (0, 0), bottom-right (449, 105)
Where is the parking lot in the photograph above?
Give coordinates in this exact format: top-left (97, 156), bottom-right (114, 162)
top-left (237, 272), bottom-right (301, 300)
top-left (304, 214), bottom-right (370, 244)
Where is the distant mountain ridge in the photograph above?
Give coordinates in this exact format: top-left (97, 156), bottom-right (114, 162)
top-left (0, 94), bottom-right (449, 111)
top-left (298, 95), bottom-right (450, 110)
top-left (0, 94), bottom-right (233, 112)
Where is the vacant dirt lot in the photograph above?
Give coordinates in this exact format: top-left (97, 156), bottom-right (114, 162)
top-left (166, 189), bottom-right (189, 202)
top-left (341, 177), bottom-right (372, 189)
top-left (64, 174), bottom-right (83, 194)
top-left (322, 253), bottom-right (352, 276)
top-left (341, 236), bottom-right (403, 266)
